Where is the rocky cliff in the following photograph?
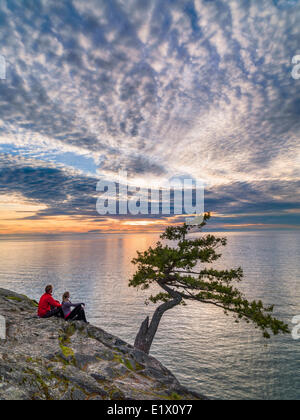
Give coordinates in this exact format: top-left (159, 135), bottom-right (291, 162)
top-left (0, 288), bottom-right (202, 401)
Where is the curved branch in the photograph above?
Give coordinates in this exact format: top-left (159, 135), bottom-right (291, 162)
top-left (134, 281), bottom-right (182, 354)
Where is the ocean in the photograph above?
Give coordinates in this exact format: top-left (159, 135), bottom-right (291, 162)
top-left (0, 230), bottom-right (299, 400)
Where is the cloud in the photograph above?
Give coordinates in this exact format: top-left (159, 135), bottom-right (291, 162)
top-left (0, 155), bottom-right (99, 218)
top-left (0, 155), bottom-right (299, 230)
top-left (0, 0), bottom-right (299, 230)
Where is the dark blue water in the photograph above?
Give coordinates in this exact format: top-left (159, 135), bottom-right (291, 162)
top-left (0, 231), bottom-right (299, 400)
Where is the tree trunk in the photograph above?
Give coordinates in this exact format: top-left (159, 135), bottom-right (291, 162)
top-left (134, 284), bottom-right (182, 354)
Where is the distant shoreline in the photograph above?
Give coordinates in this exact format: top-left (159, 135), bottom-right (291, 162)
top-left (0, 229), bottom-right (298, 239)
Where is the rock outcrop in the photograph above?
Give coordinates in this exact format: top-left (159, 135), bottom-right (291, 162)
top-left (0, 288), bottom-right (202, 401)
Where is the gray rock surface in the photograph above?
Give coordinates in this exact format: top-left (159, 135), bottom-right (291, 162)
top-left (0, 288), bottom-right (203, 401)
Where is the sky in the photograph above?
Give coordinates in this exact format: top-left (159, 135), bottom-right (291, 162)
top-left (0, 0), bottom-right (299, 234)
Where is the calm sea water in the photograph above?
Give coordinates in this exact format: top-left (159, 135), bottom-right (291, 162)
top-left (0, 231), bottom-right (299, 400)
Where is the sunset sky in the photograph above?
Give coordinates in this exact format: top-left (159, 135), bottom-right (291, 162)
top-left (0, 0), bottom-right (299, 234)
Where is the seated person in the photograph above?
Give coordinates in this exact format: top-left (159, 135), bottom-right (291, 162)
top-left (38, 285), bottom-right (64, 319)
top-left (62, 291), bottom-right (87, 323)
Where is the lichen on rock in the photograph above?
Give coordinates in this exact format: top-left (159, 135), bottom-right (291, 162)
top-left (0, 288), bottom-right (204, 401)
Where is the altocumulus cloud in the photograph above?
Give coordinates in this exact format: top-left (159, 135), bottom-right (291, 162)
top-left (0, 0), bottom-right (299, 229)
top-left (0, 155), bottom-right (100, 219)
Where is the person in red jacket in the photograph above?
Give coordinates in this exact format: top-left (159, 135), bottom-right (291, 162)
top-left (38, 285), bottom-right (63, 319)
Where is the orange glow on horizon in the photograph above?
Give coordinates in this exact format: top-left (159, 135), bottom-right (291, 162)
top-left (122, 220), bottom-right (165, 226)
top-left (0, 195), bottom-right (297, 235)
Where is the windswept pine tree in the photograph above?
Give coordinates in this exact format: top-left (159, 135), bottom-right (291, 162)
top-left (129, 214), bottom-right (289, 355)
